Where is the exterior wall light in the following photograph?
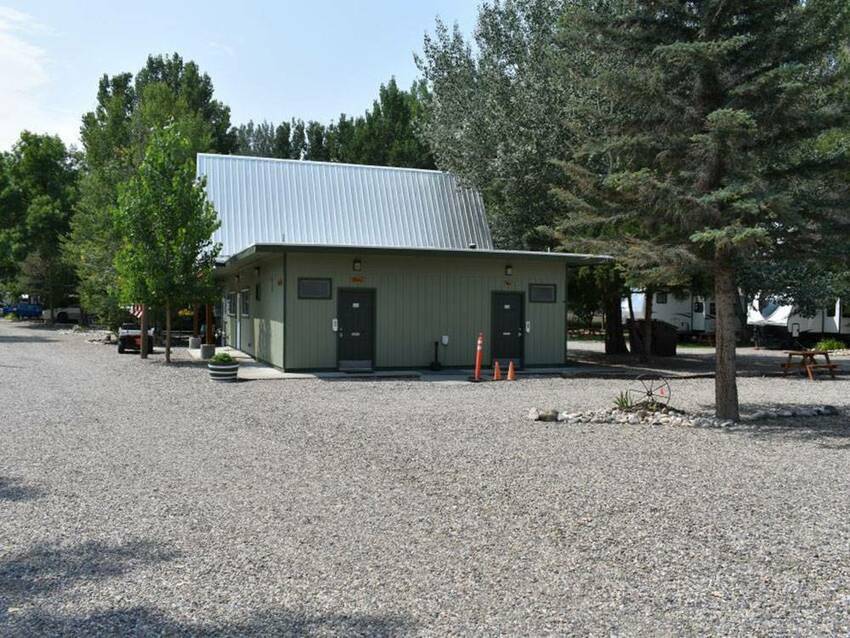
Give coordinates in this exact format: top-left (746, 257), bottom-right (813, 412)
top-left (505, 265), bottom-right (513, 276)
top-left (353, 258), bottom-right (362, 272)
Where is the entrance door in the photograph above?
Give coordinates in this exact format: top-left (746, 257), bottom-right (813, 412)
top-left (235, 291), bottom-right (242, 350)
top-left (338, 289), bottom-right (376, 370)
top-left (492, 292), bottom-right (524, 369)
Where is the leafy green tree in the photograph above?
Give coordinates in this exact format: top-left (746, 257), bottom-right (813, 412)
top-left (419, 2), bottom-right (567, 247)
top-left (1, 132), bottom-right (79, 318)
top-left (290, 120), bottom-right (307, 160)
top-left (557, 1), bottom-right (850, 419)
top-left (232, 78), bottom-right (435, 169)
top-left (305, 121), bottom-right (329, 161)
top-left (113, 125), bottom-right (220, 363)
top-left (273, 121), bottom-right (293, 159)
top-left (67, 53), bottom-right (234, 329)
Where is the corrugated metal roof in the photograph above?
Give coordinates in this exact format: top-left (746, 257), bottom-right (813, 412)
top-left (197, 153), bottom-right (494, 258)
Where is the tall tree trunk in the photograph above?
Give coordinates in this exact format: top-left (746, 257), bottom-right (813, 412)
top-left (165, 302), bottom-right (172, 364)
top-left (640, 287), bottom-right (654, 362)
top-left (604, 290), bottom-right (628, 354)
top-left (140, 304), bottom-right (148, 360)
top-left (192, 303), bottom-right (199, 338)
top-left (714, 256), bottom-right (740, 421)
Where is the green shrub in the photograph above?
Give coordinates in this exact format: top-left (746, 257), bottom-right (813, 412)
top-left (815, 338), bottom-right (846, 352)
top-left (209, 352), bottom-right (235, 364)
top-left (613, 391), bottom-right (635, 410)
top-left (4, 313), bottom-right (18, 321)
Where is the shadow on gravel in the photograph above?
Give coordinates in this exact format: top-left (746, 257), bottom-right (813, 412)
top-left (0, 540), bottom-right (179, 606)
top-left (2, 607), bottom-right (411, 637)
top-left (0, 539), bottom-right (412, 636)
top-left (0, 477), bottom-right (43, 501)
top-left (716, 404), bottom-right (850, 448)
top-left (0, 334), bottom-right (57, 343)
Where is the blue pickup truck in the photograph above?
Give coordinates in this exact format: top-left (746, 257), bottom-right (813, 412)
top-left (1, 302), bottom-right (43, 318)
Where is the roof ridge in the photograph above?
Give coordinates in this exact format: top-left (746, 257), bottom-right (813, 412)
top-left (197, 152), bottom-right (455, 177)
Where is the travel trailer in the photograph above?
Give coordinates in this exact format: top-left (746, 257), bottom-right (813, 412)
top-left (747, 297), bottom-right (850, 347)
top-left (624, 290), bottom-right (850, 346)
top-left (622, 290), bottom-right (722, 338)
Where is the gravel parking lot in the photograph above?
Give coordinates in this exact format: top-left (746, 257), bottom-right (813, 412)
top-left (2, 320), bottom-right (849, 636)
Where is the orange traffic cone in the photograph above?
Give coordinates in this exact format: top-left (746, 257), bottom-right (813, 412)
top-left (507, 360), bottom-right (516, 381)
top-left (492, 360), bottom-right (502, 381)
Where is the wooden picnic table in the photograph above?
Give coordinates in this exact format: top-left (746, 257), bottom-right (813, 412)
top-left (781, 350), bottom-right (837, 381)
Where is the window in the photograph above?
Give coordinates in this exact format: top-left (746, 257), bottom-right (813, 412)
top-left (693, 300), bottom-right (704, 313)
top-left (826, 299), bottom-right (837, 318)
top-left (241, 290), bottom-right (250, 317)
top-left (709, 302), bottom-right (716, 316)
top-left (255, 283), bottom-right (261, 302)
top-left (655, 292), bottom-right (668, 304)
top-left (529, 284), bottom-right (557, 303)
top-left (298, 278), bottom-right (332, 299)
top-left (842, 300), bottom-right (850, 318)
top-left (226, 292), bottom-right (236, 316)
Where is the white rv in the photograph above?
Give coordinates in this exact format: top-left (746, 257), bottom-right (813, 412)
top-left (747, 297), bottom-right (850, 346)
top-left (622, 290), bottom-right (719, 337)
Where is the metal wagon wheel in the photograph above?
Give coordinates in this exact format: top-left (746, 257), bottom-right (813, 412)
top-left (628, 374), bottom-right (672, 407)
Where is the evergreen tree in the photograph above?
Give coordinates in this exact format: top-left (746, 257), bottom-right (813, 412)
top-left (557, 1), bottom-right (850, 419)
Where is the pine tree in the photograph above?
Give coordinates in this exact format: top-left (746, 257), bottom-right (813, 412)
top-left (558, 1), bottom-right (850, 419)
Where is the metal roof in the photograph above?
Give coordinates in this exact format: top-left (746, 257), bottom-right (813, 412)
top-left (197, 153), bottom-right (494, 258)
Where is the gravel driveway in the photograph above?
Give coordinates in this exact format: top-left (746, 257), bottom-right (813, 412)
top-left (1, 320), bottom-right (849, 636)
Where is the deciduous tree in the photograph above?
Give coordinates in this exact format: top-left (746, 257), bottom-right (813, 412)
top-left (113, 125), bottom-right (220, 363)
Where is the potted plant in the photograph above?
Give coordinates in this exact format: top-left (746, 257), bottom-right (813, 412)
top-left (208, 352), bottom-right (239, 382)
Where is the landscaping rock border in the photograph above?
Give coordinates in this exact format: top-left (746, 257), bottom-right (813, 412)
top-left (528, 404), bottom-right (840, 428)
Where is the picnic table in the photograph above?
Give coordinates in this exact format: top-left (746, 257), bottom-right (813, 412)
top-left (781, 350), bottom-right (838, 381)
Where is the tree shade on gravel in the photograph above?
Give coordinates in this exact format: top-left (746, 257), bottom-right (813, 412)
top-left (1, 321), bottom-right (849, 635)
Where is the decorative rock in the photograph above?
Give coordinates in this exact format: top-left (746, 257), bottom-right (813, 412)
top-left (528, 408), bottom-right (559, 422)
top-left (527, 403), bottom-right (842, 429)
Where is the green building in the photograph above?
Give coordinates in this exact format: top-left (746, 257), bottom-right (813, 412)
top-left (199, 154), bottom-right (607, 371)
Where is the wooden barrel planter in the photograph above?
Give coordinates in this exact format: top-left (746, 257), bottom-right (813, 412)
top-left (208, 354), bottom-right (239, 382)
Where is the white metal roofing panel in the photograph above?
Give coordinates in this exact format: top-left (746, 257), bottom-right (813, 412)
top-left (197, 153), bottom-right (494, 258)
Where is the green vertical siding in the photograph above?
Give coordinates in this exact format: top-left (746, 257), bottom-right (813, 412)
top-left (221, 255), bottom-right (285, 367)
top-left (283, 252), bottom-right (566, 370)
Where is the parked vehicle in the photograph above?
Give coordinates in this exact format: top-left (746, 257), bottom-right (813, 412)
top-left (42, 306), bottom-right (82, 324)
top-left (1, 302), bottom-right (44, 319)
top-left (622, 290), bottom-right (744, 338)
top-left (117, 323), bottom-right (155, 354)
top-left (748, 296), bottom-right (850, 347)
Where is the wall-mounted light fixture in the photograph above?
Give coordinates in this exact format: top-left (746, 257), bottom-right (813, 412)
top-left (353, 258), bottom-right (362, 272)
top-left (504, 264), bottom-right (513, 276)
top-left (254, 266), bottom-right (260, 276)
top-left (235, 274), bottom-right (240, 283)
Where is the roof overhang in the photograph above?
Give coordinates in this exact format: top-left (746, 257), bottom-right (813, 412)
top-left (214, 242), bottom-right (612, 277)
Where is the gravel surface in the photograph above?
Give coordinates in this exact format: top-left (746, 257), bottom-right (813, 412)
top-left (1, 320), bottom-right (849, 636)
